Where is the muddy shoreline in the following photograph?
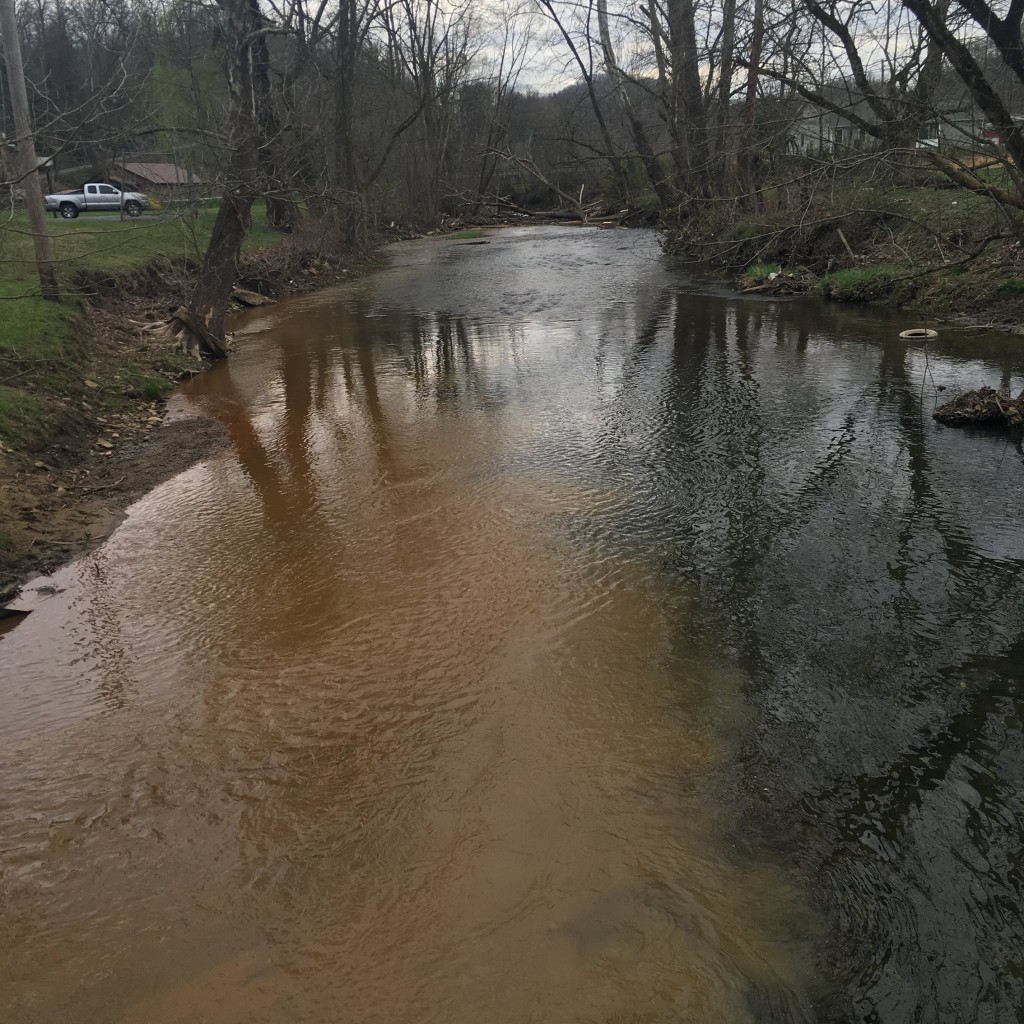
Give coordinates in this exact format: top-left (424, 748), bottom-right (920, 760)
top-left (0, 238), bottom-right (383, 608)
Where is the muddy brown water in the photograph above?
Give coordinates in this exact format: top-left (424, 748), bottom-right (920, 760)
top-left (3, 226), bottom-right (1024, 1023)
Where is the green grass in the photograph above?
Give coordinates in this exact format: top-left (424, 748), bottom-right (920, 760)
top-left (0, 207), bottom-right (282, 444)
top-left (743, 262), bottom-right (781, 278)
top-left (995, 277), bottom-right (1024, 296)
top-left (969, 163), bottom-right (1015, 190)
top-left (121, 367), bottom-right (175, 401)
top-left (823, 264), bottom-right (904, 289)
top-left (821, 263), bottom-right (917, 304)
top-left (0, 208), bottom-right (278, 353)
top-left (447, 228), bottom-right (488, 239)
top-left (0, 385), bottom-right (45, 445)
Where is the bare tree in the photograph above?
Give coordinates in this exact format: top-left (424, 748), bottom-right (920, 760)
top-left (596, 0), bottom-right (671, 206)
top-left (666, 0), bottom-right (711, 197)
top-left (1, 0), bottom-right (58, 300)
top-left (536, 0), bottom-right (632, 203)
top-left (168, 0), bottom-right (270, 355)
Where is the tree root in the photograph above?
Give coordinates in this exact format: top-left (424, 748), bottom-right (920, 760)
top-left (163, 306), bottom-right (228, 359)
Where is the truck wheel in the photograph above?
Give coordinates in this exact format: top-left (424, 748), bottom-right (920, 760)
top-left (125, 201), bottom-right (142, 218)
top-left (59, 203), bottom-right (79, 219)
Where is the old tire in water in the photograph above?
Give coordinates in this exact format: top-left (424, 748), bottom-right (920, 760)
top-left (899, 328), bottom-right (938, 340)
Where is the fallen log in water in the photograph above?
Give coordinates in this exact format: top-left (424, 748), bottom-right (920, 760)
top-left (523, 206), bottom-right (619, 222)
top-left (231, 286), bottom-right (276, 307)
top-left (933, 386), bottom-right (1024, 429)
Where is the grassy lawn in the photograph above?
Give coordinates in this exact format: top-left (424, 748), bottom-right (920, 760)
top-left (0, 208), bottom-right (280, 443)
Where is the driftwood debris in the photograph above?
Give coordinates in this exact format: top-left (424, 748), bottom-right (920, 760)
top-left (933, 387), bottom-right (1024, 430)
top-left (737, 270), bottom-right (814, 296)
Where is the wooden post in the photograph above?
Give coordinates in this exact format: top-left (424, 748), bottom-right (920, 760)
top-left (0, 0), bottom-right (59, 301)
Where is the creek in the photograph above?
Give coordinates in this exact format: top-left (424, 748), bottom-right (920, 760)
top-left (3, 226), bottom-right (1024, 1023)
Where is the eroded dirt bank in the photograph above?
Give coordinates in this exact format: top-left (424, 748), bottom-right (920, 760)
top-left (0, 230), bottom-right (380, 605)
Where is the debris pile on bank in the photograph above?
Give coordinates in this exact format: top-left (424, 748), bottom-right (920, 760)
top-left (933, 387), bottom-right (1024, 429)
top-left (736, 267), bottom-right (815, 295)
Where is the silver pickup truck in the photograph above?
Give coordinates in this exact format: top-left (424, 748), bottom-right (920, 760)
top-left (44, 183), bottom-right (150, 219)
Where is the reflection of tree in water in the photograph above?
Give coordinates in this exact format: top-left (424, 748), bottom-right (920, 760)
top-left (803, 342), bottom-right (1024, 1022)
top-left (192, 303), bottom-right (526, 900)
top-left (194, 287), bottom-right (1024, 1022)
top-left (215, 329), bottom-right (338, 528)
top-left (812, 643), bottom-right (1024, 1022)
top-left (72, 550), bottom-right (138, 712)
top-left (212, 304), bottom-right (510, 530)
top-left (216, 368), bottom-right (288, 524)
top-left (185, 302), bottom-right (515, 680)
top-left (349, 306), bottom-right (515, 414)
top-left (426, 312), bottom-right (504, 411)
top-left (634, 295), bottom-right (1024, 1022)
top-left (181, 333), bottom-right (342, 675)
top-left (353, 325), bottom-right (394, 469)
top-left (653, 295), bottom-right (777, 620)
top-left (604, 283), bottom-right (676, 390)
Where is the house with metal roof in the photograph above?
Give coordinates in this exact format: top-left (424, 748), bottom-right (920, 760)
top-left (110, 159), bottom-right (201, 199)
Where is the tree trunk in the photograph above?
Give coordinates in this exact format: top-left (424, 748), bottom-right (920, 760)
top-left (597, 0), bottom-right (671, 208)
top-left (537, 0), bottom-right (631, 205)
top-left (333, 1), bottom-right (362, 240)
top-left (187, 195), bottom-right (251, 355)
top-left (172, 0), bottom-right (262, 357)
top-left (738, 0), bottom-right (764, 198)
top-left (666, 0), bottom-right (710, 198)
top-left (956, 0), bottom-right (1024, 89)
top-left (251, 12), bottom-right (300, 232)
top-left (715, 0), bottom-right (737, 186)
top-left (903, 0), bottom-right (1024, 178)
top-left (0, 0), bottom-right (59, 301)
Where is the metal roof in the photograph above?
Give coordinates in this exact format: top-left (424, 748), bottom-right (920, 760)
top-left (116, 161), bottom-right (200, 185)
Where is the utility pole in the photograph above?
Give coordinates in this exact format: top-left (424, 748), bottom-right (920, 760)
top-left (0, 0), bottom-right (59, 301)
